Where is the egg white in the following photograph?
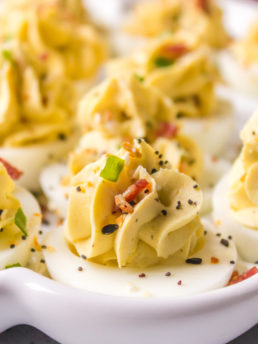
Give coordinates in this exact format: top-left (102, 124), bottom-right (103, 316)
top-left (219, 51), bottom-right (258, 97)
top-left (0, 186), bottom-right (41, 270)
top-left (43, 219), bottom-right (237, 298)
top-left (181, 99), bottom-right (234, 157)
top-left (212, 172), bottom-right (258, 263)
top-left (0, 132), bottom-right (78, 192)
top-left (200, 156), bottom-right (230, 214)
top-left (40, 163), bottom-right (70, 218)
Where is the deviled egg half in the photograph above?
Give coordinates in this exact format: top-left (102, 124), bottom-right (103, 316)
top-left (0, 0), bottom-right (107, 191)
top-left (43, 139), bottom-right (237, 297)
top-left (107, 33), bottom-right (234, 157)
top-left (213, 110), bottom-right (258, 264)
top-left (0, 158), bottom-right (41, 271)
top-left (219, 19), bottom-right (258, 98)
top-left (112, 0), bottom-right (229, 56)
top-left (40, 76), bottom-right (229, 217)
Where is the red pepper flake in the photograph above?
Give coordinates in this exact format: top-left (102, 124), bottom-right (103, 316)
top-left (161, 44), bottom-right (189, 59)
top-left (177, 280), bottom-right (182, 285)
top-left (155, 122), bottom-right (178, 139)
top-left (138, 273), bottom-right (146, 278)
top-left (0, 158), bottom-right (23, 180)
top-left (195, 0), bottom-right (210, 14)
top-left (211, 256), bottom-right (219, 264)
top-left (227, 267), bottom-right (258, 286)
top-left (40, 52), bottom-right (48, 61)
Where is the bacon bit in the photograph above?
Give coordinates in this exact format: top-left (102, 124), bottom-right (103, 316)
top-left (115, 194), bottom-right (134, 214)
top-left (211, 256), bottom-right (219, 264)
top-left (57, 217), bottom-right (64, 226)
top-left (162, 44), bottom-right (189, 58)
top-left (122, 142), bottom-right (141, 158)
top-left (177, 280), bottom-right (182, 285)
top-left (0, 158), bottom-right (23, 180)
top-left (195, 0), bottom-right (210, 14)
top-left (227, 267), bottom-right (258, 286)
top-left (40, 52), bottom-right (48, 61)
top-left (123, 179), bottom-right (150, 203)
top-left (155, 122), bottom-right (178, 139)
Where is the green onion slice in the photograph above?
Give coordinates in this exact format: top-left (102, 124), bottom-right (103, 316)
top-left (15, 208), bottom-right (27, 236)
top-left (2, 50), bottom-right (13, 62)
top-left (134, 74), bottom-right (145, 82)
top-left (100, 155), bottom-right (125, 182)
top-left (5, 263), bottom-right (21, 269)
top-left (154, 57), bottom-right (174, 68)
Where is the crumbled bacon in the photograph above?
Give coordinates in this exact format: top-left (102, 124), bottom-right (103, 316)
top-left (40, 52), bottom-right (48, 61)
top-left (227, 267), bottom-right (258, 286)
top-left (123, 179), bottom-right (150, 202)
top-left (162, 44), bottom-right (189, 59)
top-left (115, 194), bottom-right (134, 214)
top-left (114, 179), bottom-right (151, 214)
top-left (195, 0), bottom-right (210, 14)
top-left (156, 122), bottom-right (178, 139)
top-left (0, 158), bottom-right (23, 180)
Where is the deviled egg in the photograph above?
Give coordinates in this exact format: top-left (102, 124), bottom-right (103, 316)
top-left (41, 75), bottom-right (229, 216)
top-left (113, 0), bottom-right (229, 56)
top-left (219, 19), bottom-right (258, 97)
top-left (43, 139), bottom-right (237, 297)
top-left (213, 110), bottom-right (258, 263)
top-left (0, 0), bottom-right (107, 191)
top-left (0, 158), bottom-right (41, 270)
top-left (107, 34), bottom-right (234, 157)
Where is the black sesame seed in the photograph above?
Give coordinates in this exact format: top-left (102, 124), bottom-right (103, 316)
top-left (138, 273), bottom-right (146, 278)
top-left (144, 189), bottom-right (149, 194)
top-left (255, 261), bottom-right (258, 264)
top-left (58, 132), bottom-right (67, 141)
top-left (102, 224), bottom-right (119, 235)
top-left (0, 209), bottom-right (3, 216)
top-left (230, 260), bottom-right (235, 265)
top-left (76, 186), bottom-right (82, 192)
top-left (0, 228), bottom-right (3, 233)
top-left (216, 233), bottom-right (221, 237)
top-left (78, 266), bottom-right (83, 272)
top-left (165, 160), bottom-right (169, 164)
top-left (176, 201), bottom-right (182, 210)
top-left (220, 238), bottom-right (229, 247)
top-left (21, 235), bottom-right (26, 240)
top-left (40, 259), bottom-right (45, 264)
top-left (165, 272), bottom-right (171, 277)
top-left (155, 151), bottom-right (159, 155)
top-left (10, 244), bottom-right (15, 249)
top-left (81, 255), bottom-right (87, 260)
top-left (159, 160), bottom-right (164, 166)
top-left (228, 235), bottom-right (232, 240)
top-left (31, 248), bottom-right (35, 252)
top-left (137, 138), bottom-right (142, 143)
top-left (41, 245), bottom-right (47, 249)
top-left (158, 154), bottom-right (163, 159)
top-left (161, 209), bottom-right (167, 216)
top-left (186, 257), bottom-right (202, 265)
top-left (42, 219), bottom-right (49, 226)
top-left (38, 230), bottom-right (43, 235)
top-left (204, 230), bottom-right (207, 235)
top-left (188, 199), bottom-right (193, 205)
top-left (193, 184), bottom-right (199, 189)
top-left (129, 201), bottom-right (136, 206)
top-left (151, 168), bottom-right (157, 174)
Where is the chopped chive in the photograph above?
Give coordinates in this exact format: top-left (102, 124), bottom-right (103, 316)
top-left (2, 49), bottom-right (13, 62)
top-left (5, 263), bottom-right (21, 269)
top-left (14, 208), bottom-right (27, 236)
top-left (154, 57), bottom-right (174, 68)
top-left (134, 74), bottom-right (145, 82)
top-left (100, 155), bottom-right (125, 182)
